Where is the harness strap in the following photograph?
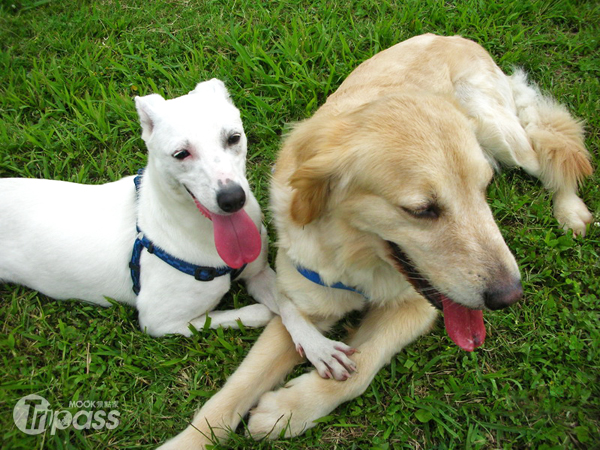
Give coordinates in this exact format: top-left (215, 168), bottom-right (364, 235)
top-left (296, 265), bottom-right (366, 298)
top-left (130, 170), bottom-right (245, 295)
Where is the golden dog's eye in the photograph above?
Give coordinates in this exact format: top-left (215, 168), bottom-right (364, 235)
top-left (402, 204), bottom-right (440, 219)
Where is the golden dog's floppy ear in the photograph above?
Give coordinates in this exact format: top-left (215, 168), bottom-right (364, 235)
top-left (289, 152), bottom-right (338, 225)
top-left (287, 116), bottom-right (351, 226)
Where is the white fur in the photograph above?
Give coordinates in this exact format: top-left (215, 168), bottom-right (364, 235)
top-left (0, 79), bottom-right (277, 336)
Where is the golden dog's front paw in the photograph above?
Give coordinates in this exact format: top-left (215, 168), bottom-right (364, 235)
top-left (247, 392), bottom-right (295, 439)
top-left (247, 374), bottom-right (323, 440)
top-left (156, 425), bottom-right (214, 450)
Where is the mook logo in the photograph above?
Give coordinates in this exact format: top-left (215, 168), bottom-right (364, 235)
top-left (13, 394), bottom-right (120, 435)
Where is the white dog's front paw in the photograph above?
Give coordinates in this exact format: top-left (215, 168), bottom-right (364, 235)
top-left (296, 336), bottom-right (357, 381)
top-left (553, 193), bottom-right (593, 237)
top-left (195, 304), bottom-right (274, 330)
top-left (247, 375), bottom-right (321, 439)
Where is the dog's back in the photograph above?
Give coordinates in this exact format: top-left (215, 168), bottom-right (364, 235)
top-left (0, 177), bottom-right (137, 305)
top-left (320, 34), bottom-right (485, 113)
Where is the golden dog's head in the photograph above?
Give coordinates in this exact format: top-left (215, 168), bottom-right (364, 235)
top-left (284, 93), bottom-right (523, 350)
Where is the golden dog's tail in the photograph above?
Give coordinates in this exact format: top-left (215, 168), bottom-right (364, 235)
top-left (508, 68), bottom-right (593, 194)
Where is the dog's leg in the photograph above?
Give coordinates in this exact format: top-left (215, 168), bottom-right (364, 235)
top-left (458, 82), bottom-right (541, 177)
top-left (244, 265), bottom-right (280, 314)
top-left (458, 69), bottom-right (593, 236)
top-left (279, 296), bottom-right (357, 381)
top-left (190, 245), bottom-right (278, 330)
top-left (157, 317), bottom-right (302, 450)
top-left (247, 297), bottom-right (437, 439)
top-left (190, 304), bottom-right (274, 329)
top-left (240, 224), bottom-right (281, 314)
top-left (140, 303), bottom-right (273, 336)
top-left (137, 261), bottom-right (274, 336)
top-left (507, 69), bottom-right (594, 236)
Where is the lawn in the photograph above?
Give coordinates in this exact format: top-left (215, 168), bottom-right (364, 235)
top-left (1, 0), bottom-right (599, 449)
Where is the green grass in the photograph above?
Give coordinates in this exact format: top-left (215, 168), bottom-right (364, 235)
top-left (1, 0), bottom-right (599, 448)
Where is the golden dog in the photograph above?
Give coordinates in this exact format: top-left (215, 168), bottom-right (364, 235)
top-left (159, 34), bottom-right (593, 449)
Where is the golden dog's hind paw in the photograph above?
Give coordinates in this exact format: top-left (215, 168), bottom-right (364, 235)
top-left (553, 193), bottom-right (594, 237)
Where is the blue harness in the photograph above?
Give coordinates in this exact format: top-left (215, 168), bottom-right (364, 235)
top-left (296, 265), bottom-right (366, 298)
top-left (129, 170), bottom-right (245, 295)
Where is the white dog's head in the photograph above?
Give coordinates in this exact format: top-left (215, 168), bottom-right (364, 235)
top-left (134, 79), bottom-right (260, 268)
top-left (135, 79), bottom-right (249, 214)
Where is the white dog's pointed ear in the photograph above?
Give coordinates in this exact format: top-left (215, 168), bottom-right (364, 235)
top-left (191, 78), bottom-right (232, 103)
top-left (135, 94), bottom-right (165, 141)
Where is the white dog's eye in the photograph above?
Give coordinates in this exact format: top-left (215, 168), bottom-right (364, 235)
top-left (227, 133), bottom-right (241, 146)
top-left (172, 149), bottom-right (191, 160)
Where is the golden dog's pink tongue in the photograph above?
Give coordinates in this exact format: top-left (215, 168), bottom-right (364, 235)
top-left (442, 298), bottom-right (486, 351)
top-left (211, 210), bottom-right (261, 269)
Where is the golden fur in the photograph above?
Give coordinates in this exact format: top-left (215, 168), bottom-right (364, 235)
top-left (159, 34), bottom-right (593, 449)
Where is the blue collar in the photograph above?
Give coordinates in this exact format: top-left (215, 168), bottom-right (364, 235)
top-left (129, 169), bottom-right (244, 295)
top-left (296, 265), bottom-right (366, 298)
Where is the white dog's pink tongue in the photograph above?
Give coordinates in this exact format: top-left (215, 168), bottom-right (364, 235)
top-left (211, 210), bottom-right (261, 269)
top-left (442, 297), bottom-right (486, 351)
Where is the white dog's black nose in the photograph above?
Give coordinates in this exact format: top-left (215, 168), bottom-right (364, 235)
top-left (483, 278), bottom-right (523, 310)
top-left (217, 184), bottom-right (246, 213)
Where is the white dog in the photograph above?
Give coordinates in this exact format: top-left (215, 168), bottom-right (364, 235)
top-left (0, 79), bottom-right (277, 336)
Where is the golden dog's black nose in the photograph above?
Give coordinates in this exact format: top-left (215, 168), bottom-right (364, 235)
top-left (483, 278), bottom-right (523, 310)
top-left (217, 183), bottom-right (246, 213)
